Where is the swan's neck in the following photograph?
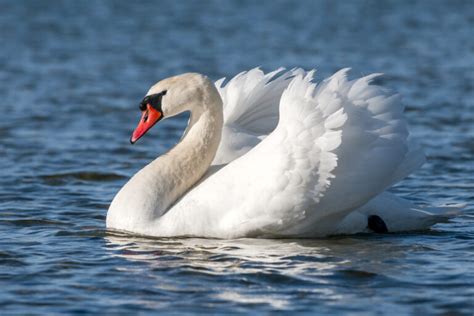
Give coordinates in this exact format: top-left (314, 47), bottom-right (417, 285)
top-left (154, 103), bottom-right (223, 209)
top-left (107, 86), bottom-right (223, 230)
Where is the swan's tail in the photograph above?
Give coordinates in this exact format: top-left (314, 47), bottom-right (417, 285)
top-left (422, 204), bottom-right (464, 224)
top-left (336, 192), bottom-right (464, 234)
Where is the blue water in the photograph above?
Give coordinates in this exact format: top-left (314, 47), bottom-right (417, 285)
top-left (1, 0), bottom-right (473, 314)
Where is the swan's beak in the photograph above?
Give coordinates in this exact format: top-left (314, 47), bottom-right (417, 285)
top-left (130, 104), bottom-right (163, 144)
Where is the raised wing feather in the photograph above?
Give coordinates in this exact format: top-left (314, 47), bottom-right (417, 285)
top-left (274, 69), bottom-right (417, 235)
top-left (213, 67), bottom-right (304, 165)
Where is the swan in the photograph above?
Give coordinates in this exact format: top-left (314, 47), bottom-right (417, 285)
top-left (106, 67), bottom-right (458, 238)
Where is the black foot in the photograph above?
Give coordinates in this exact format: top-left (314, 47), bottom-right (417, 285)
top-left (368, 215), bottom-right (388, 233)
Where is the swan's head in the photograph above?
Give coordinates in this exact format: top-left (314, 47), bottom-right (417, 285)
top-left (130, 73), bottom-right (217, 144)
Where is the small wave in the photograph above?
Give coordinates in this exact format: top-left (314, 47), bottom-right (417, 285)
top-left (40, 171), bottom-right (126, 185)
top-left (55, 228), bottom-right (107, 238)
top-left (1, 218), bottom-right (70, 227)
top-left (0, 251), bottom-right (27, 267)
top-left (337, 269), bottom-right (379, 278)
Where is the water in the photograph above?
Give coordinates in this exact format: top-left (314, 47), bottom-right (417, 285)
top-left (1, 0), bottom-right (473, 314)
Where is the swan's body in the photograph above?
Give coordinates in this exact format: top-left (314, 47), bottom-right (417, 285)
top-left (107, 68), bottom-right (457, 238)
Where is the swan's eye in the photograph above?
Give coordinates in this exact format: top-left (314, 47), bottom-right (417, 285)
top-left (139, 90), bottom-right (166, 112)
top-left (139, 96), bottom-right (150, 111)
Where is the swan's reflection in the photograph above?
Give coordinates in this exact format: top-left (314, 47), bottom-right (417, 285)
top-left (104, 232), bottom-right (409, 308)
top-left (105, 233), bottom-right (336, 266)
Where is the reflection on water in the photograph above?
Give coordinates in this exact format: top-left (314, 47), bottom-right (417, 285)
top-left (102, 232), bottom-right (462, 313)
top-left (104, 235), bottom-right (360, 310)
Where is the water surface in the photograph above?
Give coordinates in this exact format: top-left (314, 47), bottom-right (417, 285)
top-left (0, 0), bottom-right (473, 314)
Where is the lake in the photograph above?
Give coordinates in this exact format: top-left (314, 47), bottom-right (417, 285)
top-left (0, 0), bottom-right (473, 314)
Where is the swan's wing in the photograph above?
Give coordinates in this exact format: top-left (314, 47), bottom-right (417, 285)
top-left (241, 68), bottom-right (424, 236)
top-left (212, 67), bottom-right (304, 165)
top-left (161, 69), bottom-right (421, 238)
top-left (282, 69), bottom-right (424, 233)
top-left (260, 69), bottom-right (419, 236)
top-left (389, 137), bottom-right (425, 183)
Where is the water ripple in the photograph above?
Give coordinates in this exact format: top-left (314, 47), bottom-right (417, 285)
top-left (40, 171), bottom-right (126, 185)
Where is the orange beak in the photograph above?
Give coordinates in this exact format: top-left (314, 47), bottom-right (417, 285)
top-left (130, 104), bottom-right (163, 144)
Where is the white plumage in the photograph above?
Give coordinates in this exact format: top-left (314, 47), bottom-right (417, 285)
top-left (106, 67), bottom-right (459, 238)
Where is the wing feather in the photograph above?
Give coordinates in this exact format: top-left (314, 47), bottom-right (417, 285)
top-left (213, 67), bottom-right (304, 164)
top-left (273, 69), bottom-right (420, 235)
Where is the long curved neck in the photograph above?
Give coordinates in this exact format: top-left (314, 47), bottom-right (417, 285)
top-left (107, 84), bottom-right (223, 230)
top-left (151, 99), bottom-right (223, 210)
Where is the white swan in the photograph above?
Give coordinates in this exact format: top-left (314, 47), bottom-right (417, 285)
top-left (107, 68), bottom-right (458, 238)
